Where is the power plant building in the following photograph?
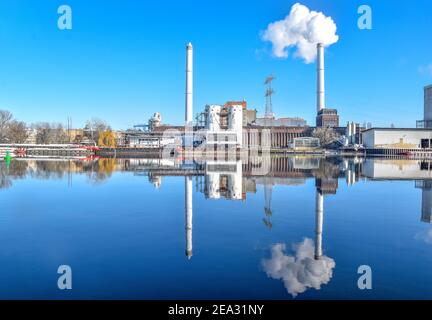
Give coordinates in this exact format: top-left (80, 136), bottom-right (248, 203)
top-left (362, 128), bottom-right (432, 150)
top-left (316, 109), bottom-right (339, 128)
top-left (255, 117), bottom-right (307, 127)
top-left (363, 84), bottom-right (432, 152)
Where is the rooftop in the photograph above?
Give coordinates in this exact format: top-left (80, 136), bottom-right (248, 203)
top-left (362, 127), bottom-right (432, 133)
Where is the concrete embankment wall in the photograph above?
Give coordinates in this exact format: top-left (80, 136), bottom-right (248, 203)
top-left (96, 148), bottom-right (165, 158)
top-left (366, 148), bottom-right (432, 159)
top-left (26, 149), bottom-right (92, 157)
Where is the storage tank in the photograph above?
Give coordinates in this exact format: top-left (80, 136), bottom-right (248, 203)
top-left (227, 161), bottom-right (243, 200)
top-left (228, 105), bottom-right (243, 147)
top-left (205, 172), bottom-right (221, 199)
top-left (205, 105), bottom-right (222, 132)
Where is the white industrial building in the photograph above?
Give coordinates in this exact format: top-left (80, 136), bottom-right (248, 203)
top-left (362, 128), bottom-right (432, 149)
top-left (363, 85), bottom-right (432, 151)
top-left (204, 104), bottom-right (243, 149)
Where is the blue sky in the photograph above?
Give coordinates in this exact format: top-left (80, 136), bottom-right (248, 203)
top-left (0, 0), bottom-right (431, 129)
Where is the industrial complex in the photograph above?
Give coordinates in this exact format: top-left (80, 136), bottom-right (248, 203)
top-left (108, 41), bottom-right (432, 158)
top-left (2, 42), bottom-right (431, 159)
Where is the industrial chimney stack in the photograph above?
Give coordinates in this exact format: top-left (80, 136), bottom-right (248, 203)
top-left (317, 43), bottom-right (325, 113)
top-left (185, 42), bottom-right (193, 125)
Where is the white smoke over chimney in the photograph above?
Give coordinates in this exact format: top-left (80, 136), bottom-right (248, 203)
top-left (262, 3), bottom-right (339, 64)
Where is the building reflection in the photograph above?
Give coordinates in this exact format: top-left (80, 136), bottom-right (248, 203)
top-left (3, 156), bottom-right (432, 242)
top-left (204, 160), bottom-right (243, 200)
top-left (362, 158), bottom-right (432, 224)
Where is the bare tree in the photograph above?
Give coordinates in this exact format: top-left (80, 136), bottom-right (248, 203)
top-left (33, 122), bottom-right (68, 144)
top-left (51, 123), bottom-right (69, 144)
top-left (313, 127), bottom-right (339, 146)
top-left (6, 120), bottom-right (28, 143)
top-left (0, 110), bottom-right (13, 142)
top-left (33, 122), bottom-right (51, 144)
top-left (84, 118), bottom-right (111, 143)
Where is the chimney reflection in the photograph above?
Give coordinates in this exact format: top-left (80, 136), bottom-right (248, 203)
top-left (185, 176), bottom-right (193, 259)
top-left (315, 191), bottom-right (324, 260)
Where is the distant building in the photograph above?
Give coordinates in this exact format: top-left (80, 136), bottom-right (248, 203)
top-left (291, 137), bottom-right (320, 150)
top-left (223, 101), bottom-right (256, 126)
top-left (24, 128), bottom-right (37, 144)
top-left (126, 132), bottom-right (177, 148)
top-left (316, 108), bottom-right (339, 128)
top-left (255, 117), bottom-right (307, 127)
top-left (417, 85), bottom-right (432, 128)
top-left (204, 104), bottom-right (243, 149)
top-left (67, 129), bottom-right (84, 143)
top-left (243, 109), bottom-right (257, 126)
top-left (362, 128), bottom-right (432, 149)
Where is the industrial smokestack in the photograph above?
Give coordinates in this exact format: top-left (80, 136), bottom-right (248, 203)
top-left (317, 43), bottom-right (325, 113)
top-left (185, 42), bottom-right (193, 125)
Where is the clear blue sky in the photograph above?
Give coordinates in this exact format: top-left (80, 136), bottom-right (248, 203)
top-left (0, 0), bottom-right (431, 129)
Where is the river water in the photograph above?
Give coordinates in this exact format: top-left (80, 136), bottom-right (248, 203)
top-left (0, 156), bottom-right (431, 299)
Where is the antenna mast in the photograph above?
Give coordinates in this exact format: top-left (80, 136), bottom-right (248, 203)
top-left (264, 75), bottom-right (276, 119)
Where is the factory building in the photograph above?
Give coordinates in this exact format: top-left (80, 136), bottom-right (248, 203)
top-left (417, 85), bottom-right (432, 129)
top-left (212, 100), bottom-right (257, 127)
top-left (315, 43), bottom-right (339, 128)
top-left (255, 117), bottom-right (307, 127)
top-left (362, 128), bottom-right (432, 150)
top-left (316, 109), bottom-right (339, 128)
top-left (204, 104), bottom-right (243, 149)
top-left (362, 84), bottom-right (432, 154)
top-left (242, 126), bottom-right (313, 149)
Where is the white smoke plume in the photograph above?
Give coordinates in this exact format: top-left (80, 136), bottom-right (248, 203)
top-left (262, 238), bottom-right (335, 297)
top-left (262, 3), bottom-right (339, 63)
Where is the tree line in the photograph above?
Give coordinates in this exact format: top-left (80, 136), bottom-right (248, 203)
top-left (0, 109), bottom-right (116, 147)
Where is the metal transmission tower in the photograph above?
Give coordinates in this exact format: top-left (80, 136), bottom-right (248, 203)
top-left (264, 75), bottom-right (276, 119)
top-left (263, 180), bottom-right (274, 230)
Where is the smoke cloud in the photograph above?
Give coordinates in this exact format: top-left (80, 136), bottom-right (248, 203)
top-left (262, 238), bottom-right (335, 297)
top-left (262, 3), bottom-right (339, 63)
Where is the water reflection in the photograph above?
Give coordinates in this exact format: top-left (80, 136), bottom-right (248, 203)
top-left (4, 156), bottom-right (432, 226)
top-left (2, 156), bottom-right (432, 298)
top-left (262, 239), bottom-right (336, 298)
top-left (4, 156), bottom-right (432, 227)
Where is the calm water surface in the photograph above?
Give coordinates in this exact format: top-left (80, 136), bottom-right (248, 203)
top-left (1, 156), bottom-right (432, 299)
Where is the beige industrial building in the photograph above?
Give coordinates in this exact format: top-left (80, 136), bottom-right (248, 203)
top-left (363, 85), bottom-right (432, 154)
top-left (362, 128), bottom-right (432, 149)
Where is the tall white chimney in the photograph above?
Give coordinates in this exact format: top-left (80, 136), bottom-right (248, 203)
top-left (185, 42), bottom-right (193, 125)
top-left (317, 43), bottom-right (325, 113)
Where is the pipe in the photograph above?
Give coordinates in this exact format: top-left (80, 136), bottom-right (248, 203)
top-left (317, 43), bottom-right (325, 113)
